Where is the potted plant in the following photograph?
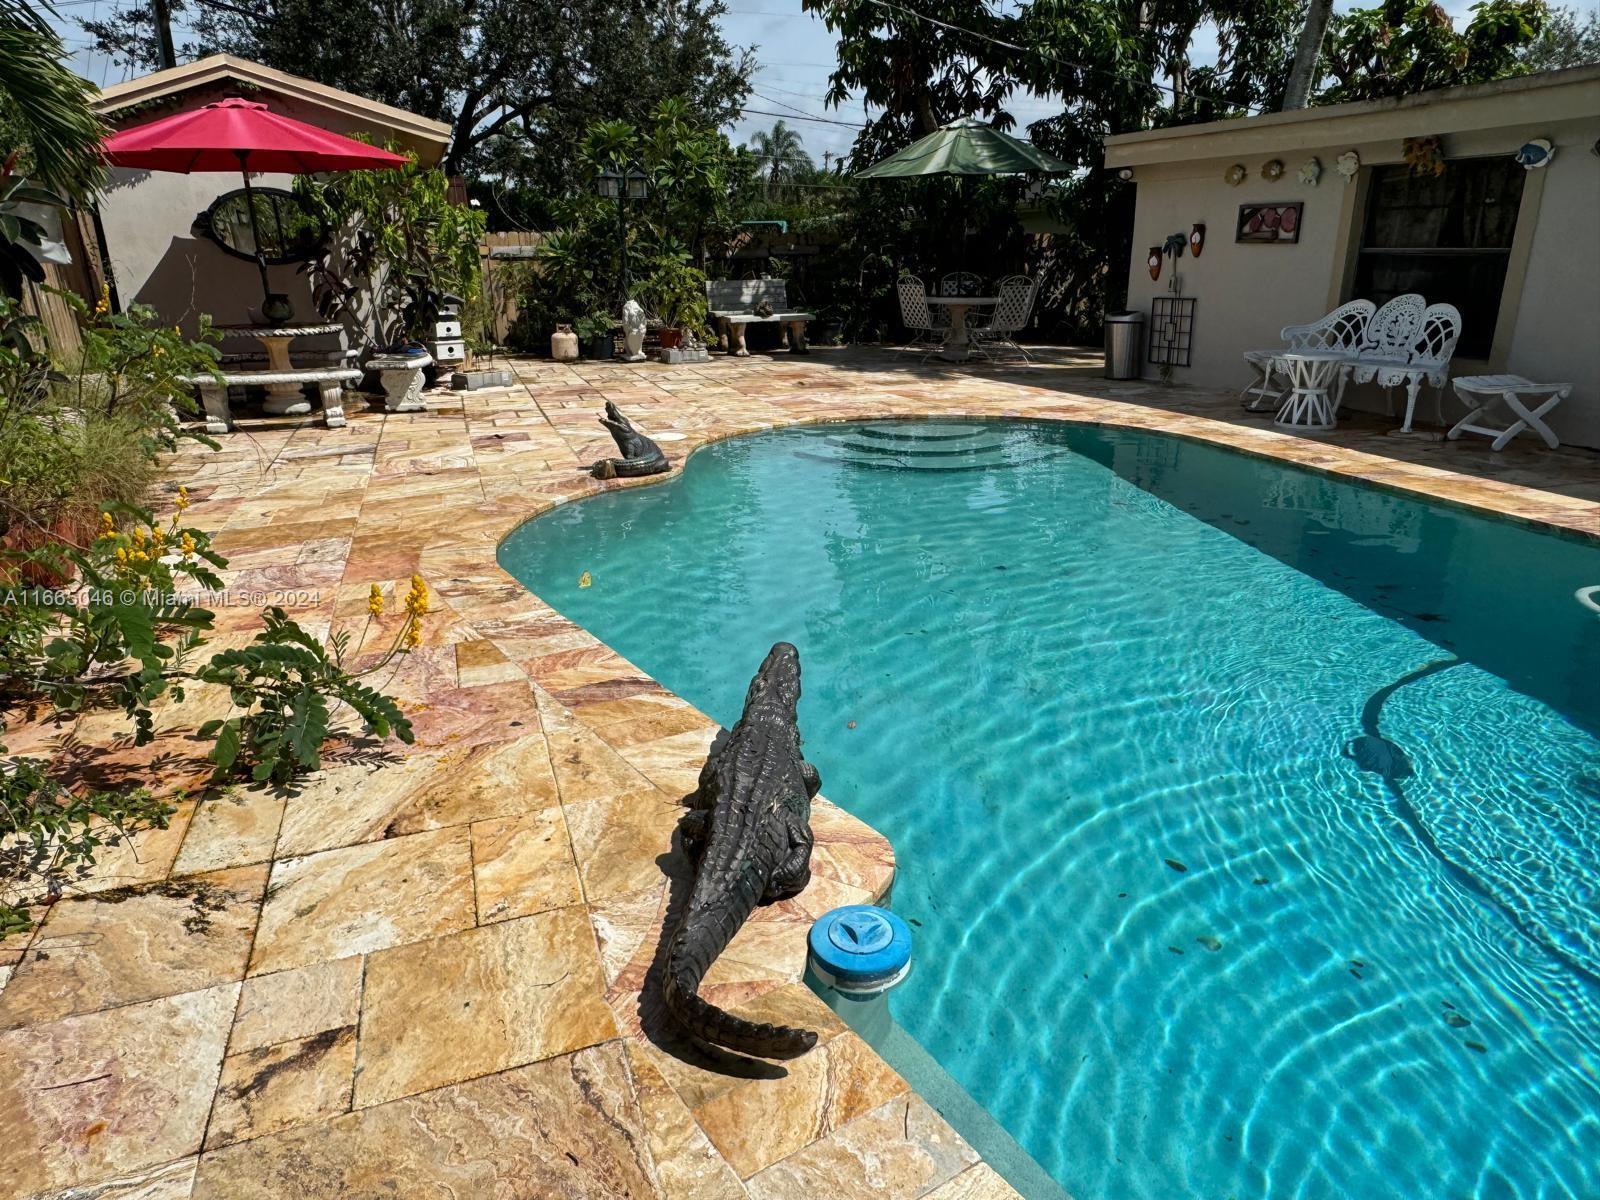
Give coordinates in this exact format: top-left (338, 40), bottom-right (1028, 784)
top-left (638, 252), bottom-right (709, 350)
top-left (574, 313), bottom-right (615, 360)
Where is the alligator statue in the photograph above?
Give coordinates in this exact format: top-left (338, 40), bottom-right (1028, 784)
top-left (664, 642), bottom-right (821, 1058)
top-left (587, 401), bottom-right (669, 479)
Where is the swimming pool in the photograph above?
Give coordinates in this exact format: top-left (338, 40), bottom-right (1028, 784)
top-left (499, 420), bottom-right (1600, 1199)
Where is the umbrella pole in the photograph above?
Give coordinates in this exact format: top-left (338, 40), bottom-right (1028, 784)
top-left (235, 150), bottom-right (274, 305)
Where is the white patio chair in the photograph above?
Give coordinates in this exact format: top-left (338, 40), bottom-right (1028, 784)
top-left (896, 274), bottom-right (941, 357)
top-left (939, 271), bottom-right (985, 297)
top-left (969, 275), bottom-right (1038, 363)
top-left (1241, 299), bottom-right (1374, 411)
top-left (1351, 299), bottom-right (1460, 432)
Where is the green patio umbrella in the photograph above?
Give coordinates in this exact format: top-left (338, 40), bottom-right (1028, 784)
top-left (854, 118), bottom-right (1073, 180)
top-left (855, 119), bottom-right (1072, 280)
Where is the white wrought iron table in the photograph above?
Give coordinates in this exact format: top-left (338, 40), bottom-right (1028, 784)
top-left (1273, 350), bottom-right (1349, 432)
top-left (925, 295), bottom-right (997, 361)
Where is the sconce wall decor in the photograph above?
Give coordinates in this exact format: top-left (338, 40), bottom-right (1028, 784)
top-left (1117, 167), bottom-right (1135, 181)
top-left (1261, 158), bottom-right (1285, 181)
top-left (1298, 157), bottom-right (1322, 186)
top-left (1189, 223), bottom-right (1206, 257)
top-left (1147, 246), bottom-right (1163, 281)
top-left (1335, 151), bottom-right (1360, 182)
top-left (1224, 163), bottom-right (1247, 186)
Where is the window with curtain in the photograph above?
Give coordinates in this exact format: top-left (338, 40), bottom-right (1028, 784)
top-left (1351, 157), bottom-right (1526, 359)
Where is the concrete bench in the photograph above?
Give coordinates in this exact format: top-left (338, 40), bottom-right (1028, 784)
top-left (706, 279), bottom-right (814, 356)
top-left (184, 368), bottom-right (362, 434)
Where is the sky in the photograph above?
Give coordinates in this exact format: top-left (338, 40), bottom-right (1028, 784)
top-left (44, 0), bottom-right (1598, 168)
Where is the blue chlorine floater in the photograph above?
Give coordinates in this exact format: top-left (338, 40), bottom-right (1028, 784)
top-left (808, 905), bottom-right (912, 998)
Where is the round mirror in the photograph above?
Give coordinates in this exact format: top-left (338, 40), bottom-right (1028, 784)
top-left (198, 187), bottom-right (326, 264)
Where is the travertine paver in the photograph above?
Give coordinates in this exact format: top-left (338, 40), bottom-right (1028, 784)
top-left (0, 984), bottom-right (238, 1193)
top-left (247, 828), bottom-right (476, 975)
top-left (0, 867), bottom-right (265, 1028)
top-left (6, 346), bottom-right (1598, 1199)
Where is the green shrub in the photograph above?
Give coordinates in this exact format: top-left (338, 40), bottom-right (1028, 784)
top-left (0, 742), bottom-right (175, 935)
top-left (1, 496), bottom-right (224, 742)
top-left (0, 292), bottom-right (220, 548)
top-left (196, 580), bottom-right (426, 786)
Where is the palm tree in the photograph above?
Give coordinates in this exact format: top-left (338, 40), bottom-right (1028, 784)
top-left (748, 119), bottom-right (813, 198)
top-left (1283, 0), bottom-right (1336, 110)
top-left (0, 0), bottom-right (108, 200)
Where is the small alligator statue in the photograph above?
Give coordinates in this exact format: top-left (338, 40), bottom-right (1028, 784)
top-left (664, 642), bottom-right (821, 1058)
top-left (587, 401), bottom-right (669, 479)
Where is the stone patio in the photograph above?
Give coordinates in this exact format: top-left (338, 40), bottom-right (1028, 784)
top-left (2, 346), bottom-right (1596, 1199)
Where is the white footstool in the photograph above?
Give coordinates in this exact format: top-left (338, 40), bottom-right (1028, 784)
top-left (1447, 375), bottom-right (1570, 451)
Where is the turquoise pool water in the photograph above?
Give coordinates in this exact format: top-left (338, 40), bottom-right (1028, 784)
top-left (499, 421), bottom-right (1600, 1199)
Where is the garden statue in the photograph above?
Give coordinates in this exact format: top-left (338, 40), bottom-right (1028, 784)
top-left (663, 642), bottom-right (820, 1057)
top-left (622, 300), bottom-right (648, 362)
top-left (587, 401), bottom-right (669, 479)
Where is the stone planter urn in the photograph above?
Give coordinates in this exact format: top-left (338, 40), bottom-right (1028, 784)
top-left (367, 351), bottom-right (434, 412)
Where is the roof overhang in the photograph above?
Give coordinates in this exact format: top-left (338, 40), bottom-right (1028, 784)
top-left (94, 54), bottom-right (452, 163)
top-left (1104, 64), bottom-right (1600, 169)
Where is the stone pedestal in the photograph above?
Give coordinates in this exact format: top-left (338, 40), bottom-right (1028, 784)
top-left (368, 353), bottom-right (433, 413)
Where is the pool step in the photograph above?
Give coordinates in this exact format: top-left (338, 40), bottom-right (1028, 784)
top-left (797, 422), bottom-right (1038, 472)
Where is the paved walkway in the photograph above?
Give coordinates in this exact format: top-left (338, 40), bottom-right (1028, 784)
top-left (2, 348), bottom-right (1596, 1199)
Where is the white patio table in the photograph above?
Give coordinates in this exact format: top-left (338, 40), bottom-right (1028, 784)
top-left (925, 295), bottom-right (997, 361)
top-left (1273, 349), bottom-right (1350, 433)
top-left (216, 321), bottom-right (344, 415)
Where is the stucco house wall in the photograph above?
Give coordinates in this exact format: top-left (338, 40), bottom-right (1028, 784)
top-left (1106, 66), bottom-right (1600, 449)
top-left (92, 57), bottom-right (451, 345)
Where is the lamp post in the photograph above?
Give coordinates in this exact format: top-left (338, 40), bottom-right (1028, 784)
top-left (596, 164), bottom-right (650, 305)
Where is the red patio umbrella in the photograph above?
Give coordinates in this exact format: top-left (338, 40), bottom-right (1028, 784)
top-left (102, 98), bottom-right (409, 318)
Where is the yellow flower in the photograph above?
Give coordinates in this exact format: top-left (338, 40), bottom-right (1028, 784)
top-left (93, 284), bottom-right (110, 315)
top-left (181, 532), bottom-right (197, 561)
top-left (404, 574), bottom-right (428, 618)
top-left (149, 527), bottom-right (165, 550)
top-left (131, 527), bottom-right (146, 548)
top-left (403, 622), bottom-right (422, 650)
top-left (115, 546), bottom-right (129, 565)
top-left (152, 345), bottom-right (165, 357)
top-left (99, 512), bottom-right (115, 539)
top-left (130, 549), bottom-right (149, 563)
top-left (367, 583), bottom-right (384, 618)
top-left (175, 486), bottom-right (191, 513)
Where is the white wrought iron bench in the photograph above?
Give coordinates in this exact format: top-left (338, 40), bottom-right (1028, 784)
top-left (705, 279), bottom-right (814, 356)
top-left (1241, 299), bottom-right (1374, 411)
top-left (1348, 299), bottom-right (1462, 434)
top-left (184, 367), bottom-right (362, 433)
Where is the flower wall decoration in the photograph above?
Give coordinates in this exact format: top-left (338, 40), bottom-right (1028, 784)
top-left (1335, 151), bottom-right (1360, 182)
top-left (1403, 135), bottom-right (1446, 177)
top-left (1147, 246), bottom-right (1163, 281)
top-left (1261, 158), bottom-right (1284, 181)
top-left (1298, 157), bottom-right (1322, 186)
top-left (1225, 163), bottom-right (1247, 186)
top-left (1236, 203), bottom-right (1302, 244)
top-left (1189, 223), bottom-right (1206, 257)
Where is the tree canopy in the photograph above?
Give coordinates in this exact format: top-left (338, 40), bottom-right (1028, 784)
top-left (83, 0), bottom-right (754, 181)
